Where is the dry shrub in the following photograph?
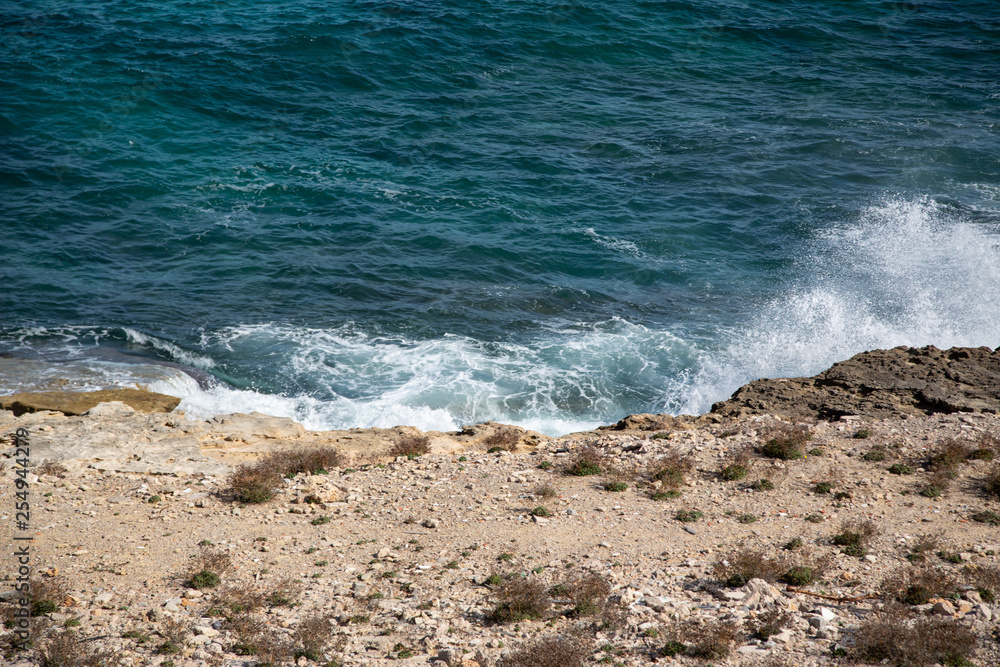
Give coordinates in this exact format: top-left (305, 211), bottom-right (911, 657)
top-left (558, 572), bottom-right (611, 618)
top-left (482, 429), bottom-right (521, 452)
top-left (488, 576), bottom-right (551, 623)
top-left (229, 613), bottom-right (292, 661)
top-left (851, 606), bottom-right (977, 666)
top-left (832, 518), bottom-right (879, 557)
top-left (760, 423), bottom-right (811, 460)
top-left (36, 459), bottom-right (68, 477)
top-left (713, 547), bottom-right (784, 588)
top-left (155, 617), bottom-right (189, 655)
top-left (229, 460), bottom-right (283, 503)
top-left (647, 452), bottom-right (694, 489)
top-left (905, 533), bottom-right (941, 563)
top-left (266, 577), bottom-right (303, 607)
top-left (602, 463), bottom-right (634, 492)
top-left (210, 583), bottom-right (266, 617)
top-left (749, 607), bottom-right (793, 640)
top-left (187, 547), bottom-right (233, 589)
top-left (781, 551), bottom-right (832, 586)
top-left (969, 432), bottom-right (998, 460)
top-left (389, 434), bottom-right (430, 459)
top-left (29, 575), bottom-right (69, 616)
top-left (984, 463), bottom-right (1000, 499)
top-left (687, 618), bottom-right (740, 660)
top-left (496, 634), bottom-right (590, 667)
top-left (292, 613), bottom-right (333, 662)
top-left (534, 483), bottom-right (557, 498)
top-left (963, 564), bottom-right (1000, 602)
top-left (927, 438), bottom-right (973, 471)
top-left (880, 565), bottom-right (957, 605)
top-left (564, 445), bottom-right (607, 477)
top-left (271, 446), bottom-right (344, 476)
top-left (720, 445), bottom-right (754, 481)
top-left (39, 629), bottom-right (122, 667)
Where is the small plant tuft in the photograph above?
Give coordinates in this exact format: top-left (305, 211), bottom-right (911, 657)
top-left (889, 462), bottom-right (914, 475)
top-left (675, 509), bottom-right (703, 523)
top-left (564, 446), bottom-right (606, 477)
top-left (761, 423), bottom-right (811, 460)
top-left (390, 434), bottom-right (430, 459)
top-left (831, 518), bottom-right (878, 558)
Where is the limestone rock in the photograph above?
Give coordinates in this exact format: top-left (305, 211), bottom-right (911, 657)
top-left (0, 389), bottom-right (180, 416)
top-left (711, 345), bottom-right (1000, 421)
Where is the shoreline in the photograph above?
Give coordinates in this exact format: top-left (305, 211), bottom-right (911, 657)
top-left (1, 346), bottom-right (999, 666)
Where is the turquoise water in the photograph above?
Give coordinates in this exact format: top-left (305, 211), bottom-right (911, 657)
top-left (2, 1), bottom-right (1000, 434)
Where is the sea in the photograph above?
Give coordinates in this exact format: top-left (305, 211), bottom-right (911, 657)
top-left (2, 1), bottom-right (999, 436)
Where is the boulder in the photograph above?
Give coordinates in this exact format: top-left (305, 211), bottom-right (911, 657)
top-left (0, 389), bottom-right (180, 416)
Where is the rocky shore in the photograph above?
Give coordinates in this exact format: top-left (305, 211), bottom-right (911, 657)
top-left (1, 345), bottom-right (999, 666)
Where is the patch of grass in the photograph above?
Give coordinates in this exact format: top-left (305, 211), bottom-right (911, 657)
top-left (147, 494), bottom-right (162, 504)
top-left (832, 518), bottom-right (879, 558)
top-left (720, 445), bottom-right (753, 481)
top-left (808, 447), bottom-right (825, 457)
top-left (488, 576), bottom-right (551, 624)
top-left (880, 565), bottom-right (957, 605)
top-left (937, 550), bottom-right (964, 564)
top-left (918, 469), bottom-right (952, 498)
top-left (761, 423), bottom-right (811, 460)
top-left (564, 446), bottom-right (606, 477)
top-left (851, 607), bottom-right (977, 667)
top-left (496, 634), bottom-right (590, 667)
top-left (813, 481), bottom-right (833, 494)
top-left (963, 564), bottom-right (1000, 603)
top-left (928, 438), bottom-right (973, 471)
top-left (805, 514), bottom-right (824, 523)
top-left (532, 506), bottom-right (553, 518)
top-left (155, 618), bottom-right (189, 656)
top-left (781, 566), bottom-right (819, 586)
top-left (649, 488), bottom-right (682, 500)
top-left (497, 552), bottom-right (514, 562)
top-left (389, 433), bottom-right (430, 459)
top-left (229, 460), bottom-right (283, 503)
top-left (310, 516), bottom-right (331, 526)
top-left (863, 447), bottom-right (888, 462)
top-left (737, 513), bottom-right (758, 524)
top-left (853, 429), bottom-right (872, 439)
top-left (713, 547), bottom-right (784, 587)
top-left (674, 509), bottom-right (703, 523)
top-left (604, 480), bottom-right (628, 492)
top-left (750, 478), bottom-right (775, 491)
top-left (482, 429), bottom-right (520, 452)
top-left (784, 538), bottom-right (804, 550)
top-left (889, 463), bottom-right (913, 475)
top-left (538, 460), bottom-right (553, 470)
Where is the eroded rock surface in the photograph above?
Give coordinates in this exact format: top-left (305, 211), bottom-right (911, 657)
top-left (711, 345), bottom-right (1000, 421)
top-left (0, 388), bottom-right (180, 416)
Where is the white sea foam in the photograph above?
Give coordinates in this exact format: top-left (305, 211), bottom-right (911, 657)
top-left (672, 195), bottom-right (1000, 415)
top-left (4, 197), bottom-right (996, 437)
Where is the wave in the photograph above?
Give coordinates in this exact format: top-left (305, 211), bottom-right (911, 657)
top-left (674, 195), bottom-right (1000, 414)
top-left (2, 196), bottom-right (997, 436)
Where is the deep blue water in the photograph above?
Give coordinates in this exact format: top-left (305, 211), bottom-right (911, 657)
top-left (2, 1), bottom-right (999, 434)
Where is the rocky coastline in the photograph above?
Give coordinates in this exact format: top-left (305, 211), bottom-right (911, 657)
top-left (1, 345), bottom-right (999, 666)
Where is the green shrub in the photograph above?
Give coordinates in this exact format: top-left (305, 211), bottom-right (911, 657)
top-left (761, 424), bottom-right (810, 460)
top-left (675, 509), bottom-right (703, 523)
